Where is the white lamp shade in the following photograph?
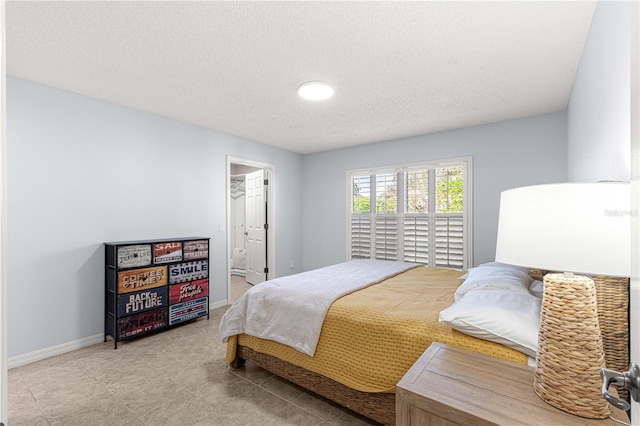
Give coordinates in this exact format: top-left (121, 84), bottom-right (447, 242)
top-left (495, 182), bottom-right (630, 277)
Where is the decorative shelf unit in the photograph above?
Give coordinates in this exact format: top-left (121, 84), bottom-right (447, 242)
top-left (104, 237), bottom-right (210, 348)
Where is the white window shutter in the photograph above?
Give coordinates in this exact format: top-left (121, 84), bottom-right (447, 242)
top-left (348, 158), bottom-right (471, 270)
top-left (403, 216), bottom-right (429, 265)
top-left (434, 216), bottom-right (464, 268)
top-left (350, 216), bottom-right (371, 259)
top-left (374, 216), bottom-right (398, 261)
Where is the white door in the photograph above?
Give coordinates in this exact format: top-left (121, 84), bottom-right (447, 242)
top-left (245, 169), bottom-right (267, 285)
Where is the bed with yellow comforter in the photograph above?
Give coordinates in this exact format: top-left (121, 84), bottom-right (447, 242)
top-left (225, 266), bottom-right (528, 424)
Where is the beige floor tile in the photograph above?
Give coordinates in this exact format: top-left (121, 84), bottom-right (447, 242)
top-left (258, 374), bottom-right (307, 401)
top-left (8, 368), bottom-right (26, 388)
top-left (8, 277), bottom-right (383, 426)
top-left (251, 403), bottom-right (330, 426)
top-left (7, 411), bottom-right (50, 426)
top-left (85, 353), bottom-right (159, 383)
top-left (8, 386), bottom-right (48, 426)
top-left (228, 361), bottom-right (273, 386)
top-left (167, 358), bottom-right (229, 394)
top-left (138, 390), bottom-right (236, 426)
top-left (8, 386), bottom-right (37, 411)
top-left (105, 369), bottom-right (182, 416)
top-left (291, 391), bottom-right (353, 424)
top-left (231, 275), bottom-right (252, 303)
top-left (332, 407), bottom-right (382, 425)
top-left (47, 399), bottom-right (142, 426)
top-left (196, 370), bottom-right (260, 408)
top-left (206, 382), bottom-right (291, 424)
top-left (8, 371), bottom-right (29, 397)
top-left (30, 377), bottom-right (115, 419)
top-left (19, 354), bottom-right (86, 388)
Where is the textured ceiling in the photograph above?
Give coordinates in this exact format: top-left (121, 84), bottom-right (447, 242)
top-left (6, 1), bottom-right (596, 154)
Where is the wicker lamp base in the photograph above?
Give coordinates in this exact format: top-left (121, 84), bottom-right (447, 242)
top-left (534, 273), bottom-right (610, 419)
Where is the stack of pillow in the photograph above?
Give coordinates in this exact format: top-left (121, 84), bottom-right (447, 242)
top-left (439, 262), bottom-right (542, 358)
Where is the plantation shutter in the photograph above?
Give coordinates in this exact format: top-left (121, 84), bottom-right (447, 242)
top-left (403, 216), bottom-right (429, 264)
top-left (350, 216), bottom-right (371, 259)
top-left (375, 216), bottom-right (398, 261)
top-left (434, 216), bottom-right (464, 268)
top-left (348, 158), bottom-right (471, 270)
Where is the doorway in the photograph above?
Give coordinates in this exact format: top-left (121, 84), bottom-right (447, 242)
top-left (226, 156), bottom-right (275, 303)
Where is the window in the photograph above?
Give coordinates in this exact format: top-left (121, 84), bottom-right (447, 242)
top-left (348, 158), bottom-right (472, 270)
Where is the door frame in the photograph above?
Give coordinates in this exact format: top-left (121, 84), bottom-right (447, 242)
top-left (630, 0), bottom-right (639, 421)
top-left (226, 156), bottom-right (276, 303)
top-left (0, 1), bottom-right (7, 423)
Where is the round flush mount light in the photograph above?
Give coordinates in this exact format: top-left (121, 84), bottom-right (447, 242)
top-left (297, 81), bottom-right (334, 101)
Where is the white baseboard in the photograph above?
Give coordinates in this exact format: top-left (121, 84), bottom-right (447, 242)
top-left (210, 299), bottom-right (228, 310)
top-left (10, 302), bottom-right (229, 369)
top-left (8, 333), bottom-right (105, 369)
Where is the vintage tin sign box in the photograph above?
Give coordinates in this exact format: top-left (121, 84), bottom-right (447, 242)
top-left (118, 286), bottom-right (168, 316)
top-left (117, 245), bottom-right (152, 268)
top-left (169, 260), bottom-right (208, 284)
top-left (153, 242), bottom-right (183, 264)
top-left (117, 308), bottom-right (168, 339)
top-left (183, 240), bottom-right (209, 260)
top-left (169, 297), bottom-right (208, 325)
top-left (169, 278), bottom-right (209, 304)
top-left (118, 265), bottom-right (167, 294)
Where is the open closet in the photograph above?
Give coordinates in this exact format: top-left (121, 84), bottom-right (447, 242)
top-left (229, 163), bottom-right (266, 282)
top-left (230, 173), bottom-right (247, 277)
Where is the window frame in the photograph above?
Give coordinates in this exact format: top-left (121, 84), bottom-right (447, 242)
top-left (345, 156), bottom-right (473, 270)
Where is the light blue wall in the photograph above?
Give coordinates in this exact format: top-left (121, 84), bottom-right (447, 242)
top-left (301, 112), bottom-right (568, 271)
top-left (9, 76), bottom-right (567, 359)
top-left (568, 0), bottom-right (631, 182)
top-left (7, 76), bottom-right (303, 357)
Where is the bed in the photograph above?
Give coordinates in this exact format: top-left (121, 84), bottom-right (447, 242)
top-left (220, 261), bottom-right (629, 425)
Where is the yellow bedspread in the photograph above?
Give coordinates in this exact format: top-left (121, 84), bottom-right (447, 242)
top-left (226, 266), bottom-right (528, 393)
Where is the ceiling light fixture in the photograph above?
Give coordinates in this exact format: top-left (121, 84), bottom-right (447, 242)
top-left (297, 81), bottom-right (334, 101)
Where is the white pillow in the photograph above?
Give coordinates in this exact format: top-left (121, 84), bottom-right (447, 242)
top-left (478, 261), bottom-right (530, 274)
top-left (455, 265), bottom-right (533, 301)
top-left (439, 290), bottom-right (541, 357)
top-left (529, 280), bottom-right (544, 299)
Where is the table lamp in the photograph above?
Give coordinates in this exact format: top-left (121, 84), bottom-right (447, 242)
top-left (495, 182), bottom-right (630, 419)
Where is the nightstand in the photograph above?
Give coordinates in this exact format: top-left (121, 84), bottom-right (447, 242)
top-left (396, 343), bottom-right (629, 425)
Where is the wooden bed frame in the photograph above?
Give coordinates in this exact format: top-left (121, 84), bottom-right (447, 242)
top-left (230, 273), bottom-right (629, 425)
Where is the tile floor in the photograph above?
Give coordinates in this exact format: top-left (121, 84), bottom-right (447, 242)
top-left (8, 276), bottom-right (379, 425)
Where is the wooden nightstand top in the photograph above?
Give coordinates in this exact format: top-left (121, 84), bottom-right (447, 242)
top-left (396, 343), bottom-right (629, 426)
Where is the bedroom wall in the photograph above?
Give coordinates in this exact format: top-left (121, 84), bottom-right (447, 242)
top-left (6, 76), bottom-right (303, 359)
top-left (567, 0), bottom-right (631, 182)
top-left (301, 112), bottom-right (568, 272)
